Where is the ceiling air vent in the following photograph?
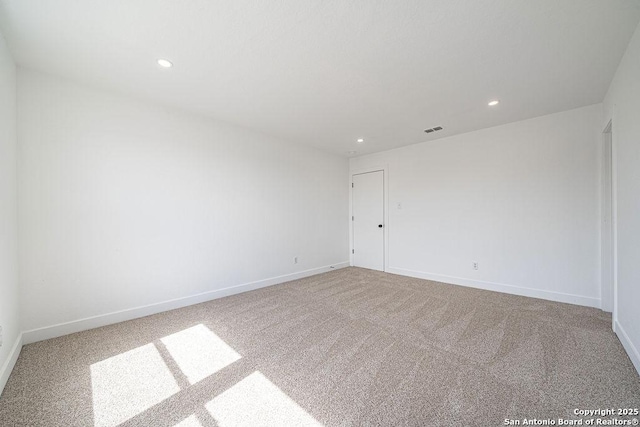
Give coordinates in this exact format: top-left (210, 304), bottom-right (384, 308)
top-left (424, 126), bottom-right (444, 133)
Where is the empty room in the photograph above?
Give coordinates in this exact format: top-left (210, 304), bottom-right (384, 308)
top-left (1, 1), bottom-right (640, 426)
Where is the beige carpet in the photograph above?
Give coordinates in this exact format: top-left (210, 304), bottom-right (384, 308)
top-left (1, 267), bottom-right (639, 426)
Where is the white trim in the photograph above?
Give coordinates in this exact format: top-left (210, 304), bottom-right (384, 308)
top-left (601, 109), bottom-right (618, 330)
top-left (0, 332), bottom-right (23, 396)
top-left (614, 320), bottom-right (640, 376)
top-left (349, 164), bottom-right (389, 271)
top-left (610, 110), bottom-right (619, 330)
top-left (22, 262), bottom-right (349, 345)
top-left (387, 267), bottom-right (601, 308)
top-left (599, 121), bottom-right (614, 312)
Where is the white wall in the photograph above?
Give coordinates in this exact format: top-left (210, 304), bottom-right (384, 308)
top-left (603, 22), bottom-right (640, 374)
top-left (350, 104), bottom-right (602, 307)
top-left (18, 69), bottom-right (349, 335)
top-left (0, 31), bottom-right (20, 391)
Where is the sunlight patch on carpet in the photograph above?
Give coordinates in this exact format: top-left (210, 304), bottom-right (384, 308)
top-left (90, 343), bottom-right (180, 427)
top-left (161, 324), bottom-right (241, 384)
top-left (206, 371), bottom-right (323, 426)
top-left (173, 415), bottom-right (204, 427)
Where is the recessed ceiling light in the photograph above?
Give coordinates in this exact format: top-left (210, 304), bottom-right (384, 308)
top-left (488, 100), bottom-right (500, 106)
top-left (356, 138), bottom-right (364, 144)
top-left (157, 59), bottom-right (173, 68)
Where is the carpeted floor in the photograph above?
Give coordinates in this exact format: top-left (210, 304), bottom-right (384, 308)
top-left (1, 267), bottom-right (639, 426)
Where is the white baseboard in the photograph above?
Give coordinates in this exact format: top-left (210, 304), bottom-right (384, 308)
top-left (0, 332), bottom-right (23, 397)
top-left (22, 262), bottom-right (349, 345)
top-left (386, 267), bottom-right (601, 308)
top-left (614, 320), bottom-right (640, 376)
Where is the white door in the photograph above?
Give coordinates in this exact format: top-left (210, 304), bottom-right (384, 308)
top-left (352, 171), bottom-right (384, 271)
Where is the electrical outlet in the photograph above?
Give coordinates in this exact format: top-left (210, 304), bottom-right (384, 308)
top-left (294, 256), bottom-right (298, 264)
top-left (472, 261), bottom-right (479, 270)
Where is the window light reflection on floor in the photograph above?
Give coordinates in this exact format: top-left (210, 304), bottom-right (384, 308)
top-left (90, 343), bottom-right (180, 427)
top-left (206, 371), bottom-right (323, 427)
top-left (90, 325), bottom-right (318, 427)
top-left (160, 324), bottom-right (241, 384)
top-left (173, 415), bottom-right (204, 427)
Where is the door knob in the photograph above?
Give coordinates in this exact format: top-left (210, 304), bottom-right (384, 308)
top-left (378, 224), bottom-right (383, 228)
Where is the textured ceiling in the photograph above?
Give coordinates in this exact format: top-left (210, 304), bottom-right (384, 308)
top-left (1, 0), bottom-right (639, 156)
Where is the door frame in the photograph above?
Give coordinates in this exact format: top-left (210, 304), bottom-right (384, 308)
top-left (600, 113), bottom-right (618, 330)
top-left (601, 120), bottom-right (614, 313)
top-left (349, 165), bottom-right (389, 271)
